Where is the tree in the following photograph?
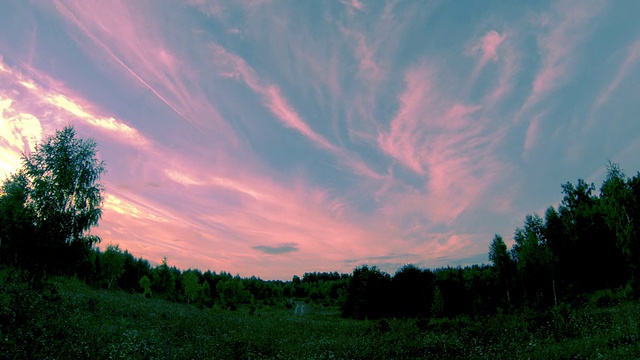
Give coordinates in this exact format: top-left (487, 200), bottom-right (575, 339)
top-left (391, 264), bottom-right (434, 317)
top-left (0, 172), bottom-right (36, 267)
top-left (513, 214), bottom-right (555, 306)
top-left (560, 176), bottom-right (624, 292)
top-left (152, 257), bottom-right (177, 300)
top-left (102, 244), bottom-right (125, 289)
top-left (341, 265), bottom-right (392, 319)
top-left (431, 286), bottom-right (445, 318)
top-left (0, 126), bottom-right (105, 274)
top-left (23, 126), bottom-right (105, 244)
top-left (600, 163), bottom-right (638, 284)
top-left (139, 275), bottom-right (152, 297)
top-left (488, 234), bottom-right (513, 306)
top-left (216, 277), bottom-right (251, 310)
top-left (182, 270), bottom-right (200, 304)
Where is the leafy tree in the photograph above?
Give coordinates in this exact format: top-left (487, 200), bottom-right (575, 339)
top-left (117, 250), bottom-right (140, 292)
top-left (391, 264), bottom-right (434, 317)
top-left (102, 244), bottom-right (125, 289)
top-left (24, 126), bottom-right (105, 242)
top-left (431, 286), bottom-right (445, 318)
top-left (0, 126), bottom-right (105, 274)
top-left (0, 172), bottom-right (36, 267)
top-left (513, 214), bottom-right (555, 306)
top-left (600, 162), bottom-right (639, 290)
top-left (464, 264), bottom-right (500, 315)
top-left (182, 270), bottom-right (201, 304)
top-left (342, 265), bottom-right (391, 319)
top-left (434, 267), bottom-right (470, 316)
top-left (200, 280), bottom-right (211, 305)
top-left (152, 257), bottom-right (177, 300)
top-left (1, 126), bottom-right (105, 271)
top-left (488, 234), bottom-right (513, 306)
top-left (560, 177), bottom-right (625, 292)
top-left (216, 277), bottom-right (251, 309)
top-left (139, 275), bottom-right (152, 297)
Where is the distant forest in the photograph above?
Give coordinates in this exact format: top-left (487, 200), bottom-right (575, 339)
top-left (1, 126), bottom-right (640, 320)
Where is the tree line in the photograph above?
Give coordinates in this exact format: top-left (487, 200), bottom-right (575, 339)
top-left (342, 162), bottom-right (640, 319)
top-left (1, 126), bottom-right (639, 320)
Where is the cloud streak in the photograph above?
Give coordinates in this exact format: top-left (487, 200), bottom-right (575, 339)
top-left (593, 40), bottom-right (640, 112)
top-left (1, 1), bottom-right (638, 279)
top-left (253, 242), bottom-right (299, 255)
top-left (519, 0), bottom-right (605, 115)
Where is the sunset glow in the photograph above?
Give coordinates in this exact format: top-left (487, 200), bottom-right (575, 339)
top-left (1, 1), bottom-right (639, 279)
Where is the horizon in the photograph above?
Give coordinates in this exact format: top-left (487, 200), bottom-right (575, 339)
top-left (1, 1), bottom-right (639, 280)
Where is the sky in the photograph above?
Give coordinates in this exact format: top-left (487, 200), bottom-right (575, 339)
top-left (1, 0), bottom-right (639, 280)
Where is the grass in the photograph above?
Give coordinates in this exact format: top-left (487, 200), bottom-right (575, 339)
top-left (2, 272), bottom-right (640, 359)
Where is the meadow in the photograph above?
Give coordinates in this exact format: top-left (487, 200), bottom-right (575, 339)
top-left (2, 269), bottom-right (640, 359)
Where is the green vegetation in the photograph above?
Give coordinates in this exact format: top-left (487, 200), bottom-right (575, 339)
top-left (2, 126), bottom-right (640, 358)
top-left (1, 270), bottom-right (640, 359)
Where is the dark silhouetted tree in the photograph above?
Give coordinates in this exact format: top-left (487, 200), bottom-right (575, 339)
top-left (0, 172), bottom-right (36, 267)
top-left (1, 126), bottom-right (105, 274)
top-left (560, 178), bottom-right (624, 292)
top-left (513, 214), bottom-right (555, 306)
top-left (489, 234), bottom-right (513, 306)
top-left (102, 244), bottom-right (125, 289)
top-left (600, 162), bottom-right (639, 291)
top-left (342, 265), bottom-right (391, 319)
top-left (391, 264), bottom-right (434, 317)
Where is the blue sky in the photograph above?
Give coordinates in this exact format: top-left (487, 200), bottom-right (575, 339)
top-left (1, 0), bottom-right (639, 279)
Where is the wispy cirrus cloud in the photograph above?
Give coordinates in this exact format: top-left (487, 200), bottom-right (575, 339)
top-left (593, 39), bottom-right (640, 112)
top-left (378, 63), bottom-right (504, 226)
top-left (0, 57), bottom-right (386, 278)
top-left (49, 0), bottom-right (236, 143)
top-left (210, 43), bottom-right (382, 179)
top-left (3, 0), bottom-right (637, 280)
top-left (519, 0), bottom-right (605, 115)
top-left (485, 33), bottom-right (518, 107)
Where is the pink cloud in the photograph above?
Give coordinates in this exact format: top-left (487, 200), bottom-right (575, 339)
top-left (377, 66), bottom-right (435, 174)
top-left (519, 0), bottom-right (605, 115)
top-left (50, 0), bottom-right (237, 143)
top-left (211, 43), bottom-right (382, 179)
top-left (340, 27), bottom-right (385, 83)
top-left (471, 30), bottom-right (506, 76)
top-left (341, 0), bottom-right (364, 12)
top-left (378, 63), bottom-right (504, 226)
top-left (485, 36), bottom-right (518, 107)
top-left (523, 112), bottom-right (546, 156)
top-left (593, 40), bottom-right (640, 112)
top-left (210, 43), bottom-right (336, 153)
top-left (0, 57), bottom-right (391, 279)
top-left (264, 86), bottom-right (338, 152)
top-left (0, 54), bottom-right (498, 278)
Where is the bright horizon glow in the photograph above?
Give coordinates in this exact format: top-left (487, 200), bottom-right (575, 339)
top-left (1, 1), bottom-right (639, 280)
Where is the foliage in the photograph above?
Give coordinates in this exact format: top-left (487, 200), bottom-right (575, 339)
top-left (101, 244), bottom-right (125, 289)
top-left (216, 276), bottom-right (252, 309)
top-left (3, 272), bottom-right (640, 359)
top-left (488, 234), bottom-right (513, 307)
top-left (3, 126), bottom-right (640, 356)
top-left (0, 126), bottom-right (105, 274)
top-left (139, 275), bottom-right (152, 297)
top-left (342, 265), bottom-right (392, 319)
top-left (181, 270), bottom-right (200, 304)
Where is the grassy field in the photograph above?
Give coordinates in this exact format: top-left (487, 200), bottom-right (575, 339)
top-left (2, 272), bottom-right (640, 359)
